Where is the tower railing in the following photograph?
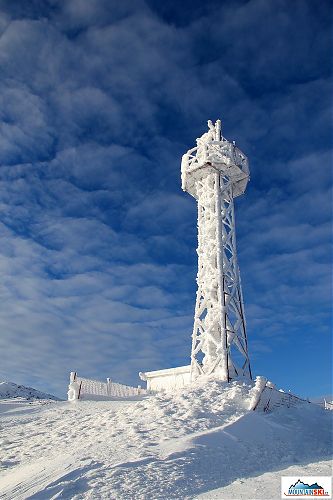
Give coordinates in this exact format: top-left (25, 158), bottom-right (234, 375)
top-left (181, 140), bottom-right (249, 195)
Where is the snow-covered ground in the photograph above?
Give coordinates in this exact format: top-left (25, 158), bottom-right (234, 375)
top-left (0, 379), bottom-right (331, 499)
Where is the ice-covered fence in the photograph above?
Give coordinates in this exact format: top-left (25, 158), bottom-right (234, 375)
top-left (256, 387), bottom-right (308, 412)
top-left (252, 377), bottom-right (309, 412)
top-left (67, 372), bottom-right (146, 401)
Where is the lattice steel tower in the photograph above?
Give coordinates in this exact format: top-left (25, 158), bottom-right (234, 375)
top-left (181, 120), bottom-right (252, 382)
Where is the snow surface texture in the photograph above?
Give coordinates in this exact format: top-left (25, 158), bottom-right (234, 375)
top-left (0, 378), bottom-right (331, 499)
top-left (0, 381), bottom-right (59, 401)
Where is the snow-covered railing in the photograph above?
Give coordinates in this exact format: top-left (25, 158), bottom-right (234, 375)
top-left (182, 141), bottom-right (248, 180)
top-left (251, 377), bottom-right (309, 412)
top-left (67, 372), bottom-right (146, 401)
top-left (181, 122), bottom-right (250, 200)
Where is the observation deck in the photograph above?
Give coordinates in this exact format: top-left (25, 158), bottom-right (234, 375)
top-left (181, 121), bottom-right (249, 199)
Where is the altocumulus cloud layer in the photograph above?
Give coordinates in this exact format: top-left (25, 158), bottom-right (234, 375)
top-left (0, 0), bottom-right (331, 397)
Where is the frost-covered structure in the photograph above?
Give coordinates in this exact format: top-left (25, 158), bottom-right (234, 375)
top-left (140, 120), bottom-right (252, 391)
top-left (182, 120), bottom-right (252, 382)
top-left (139, 366), bottom-right (191, 392)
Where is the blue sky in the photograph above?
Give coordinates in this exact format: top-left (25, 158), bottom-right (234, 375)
top-left (0, 0), bottom-right (331, 399)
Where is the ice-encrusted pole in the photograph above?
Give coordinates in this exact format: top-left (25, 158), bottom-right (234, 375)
top-left (181, 120), bottom-right (252, 382)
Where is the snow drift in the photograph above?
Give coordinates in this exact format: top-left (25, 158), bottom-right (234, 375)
top-left (0, 378), bottom-right (331, 499)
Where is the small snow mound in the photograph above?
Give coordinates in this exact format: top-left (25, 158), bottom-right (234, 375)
top-left (0, 381), bottom-right (59, 401)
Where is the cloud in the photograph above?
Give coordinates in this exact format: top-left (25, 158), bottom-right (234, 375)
top-left (0, 0), bottom-right (331, 398)
top-left (0, 84), bottom-right (56, 164)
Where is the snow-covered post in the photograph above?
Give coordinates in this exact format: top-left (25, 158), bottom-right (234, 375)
top-left (67, 372), bottom-right (80, 401)
top-left (106, 378), bottom-right (111, 397)
top-left (249, 376), bottom-right (267, 411)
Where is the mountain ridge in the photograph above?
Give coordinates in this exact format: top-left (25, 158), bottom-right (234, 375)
top-left (0, 380), bottom-right (59, 401)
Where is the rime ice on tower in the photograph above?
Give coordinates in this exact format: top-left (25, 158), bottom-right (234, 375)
top-left (139, 120), bottom-right (252, 391)
top-left (181, 120), bottom-right (252, 382)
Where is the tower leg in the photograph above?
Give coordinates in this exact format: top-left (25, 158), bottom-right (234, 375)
top-left (190, 170), bottom-right (251, 382)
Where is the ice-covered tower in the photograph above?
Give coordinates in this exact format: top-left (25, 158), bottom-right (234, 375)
top-left (181, 120), bottom-right (252, 382)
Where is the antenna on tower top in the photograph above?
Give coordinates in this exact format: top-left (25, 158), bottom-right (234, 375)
top-left (207, 119), bottom-right (222, 141)
top-left (215, 119), bottom-right (221, 141)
